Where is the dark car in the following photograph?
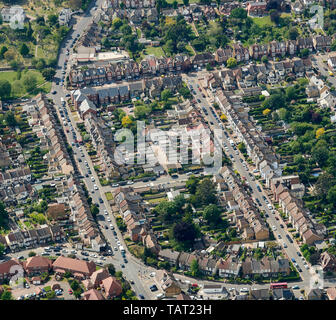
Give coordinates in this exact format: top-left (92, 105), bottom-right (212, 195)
top-left (78, 158), bottom-right (82, 162)
top-left (139, 294), bottom-right (145, 299)
top-left (297, 251), bottom-right (302, 257)
top-left (150, 285), bottom-right (158, 292)
top-left (99, 198), bottom-right (103, 203)
top-left (280, 224), bottom-right (284, 228)
top-left (171, 174), bottom-right (178, 179)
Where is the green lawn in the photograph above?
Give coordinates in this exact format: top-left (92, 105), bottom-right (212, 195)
top-left (105, 192), bottom-right (114, 201)
top-left (0, 70), bottom-right (51, 99)
top-left (253, 16), bottom-right (274, 28)
top-left (144, 46), bottom-right (165, 58)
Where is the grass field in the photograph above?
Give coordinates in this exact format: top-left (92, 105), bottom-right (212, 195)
top-left (144, 46), bottom-right (165, 57)
top-left (253, 16), bottom-right (274, 28)
top-left (0, 70), bottom-right (51, 99)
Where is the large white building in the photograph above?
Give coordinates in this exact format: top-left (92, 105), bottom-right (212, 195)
top-left (1, 6), bottom-right (25, 24)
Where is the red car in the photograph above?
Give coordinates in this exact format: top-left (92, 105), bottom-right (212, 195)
top-left (68, 289), bottom-right (73, 295)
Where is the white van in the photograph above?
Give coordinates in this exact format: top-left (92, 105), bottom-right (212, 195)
top-left (156, 293), bottom-right (165, 300)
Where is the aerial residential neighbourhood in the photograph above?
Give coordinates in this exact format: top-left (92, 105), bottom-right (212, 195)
top-left (1, 0), bottom-right (336, 305)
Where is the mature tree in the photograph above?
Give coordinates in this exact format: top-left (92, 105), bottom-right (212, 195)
top-left (288, 28), bottom-right (299, 40)
top-left (47, 14), bottom-right (58, 25)
top-left (316, 127), bottom-right (325, 139)
top-left (161, 89), bottom-right (172, 101)
top-left (42, 68), bottom-right (56, 81)
top-left (134, 104), bottom-right (152, 119)
top-left (183, 0), bottom-right (189, 5)
top-left (0, 290), bottom-right (12, 300)
top-left (269, 9), bottom-right (280, 24)
top-left (22, 72), bottom-right (38, 93)
top-left (112, 18), bottom-right (123, 29)
top-left (230, 8), bottom-right (247, 20)
top-left (121, 115), bottom-right (133, 127)
top-left (172, 0), bottom-right (178, 8)
top-left (300, 48), bottom-right (309, 58)
top-left (195, 178), bottom-right (217, 206)
top-left (203, 204), bottom-right (221, 225)
top-left (186, 175), bottom-right (199, 194)
top-left (312, 142), bottom-right (329, 167)
top-left (261, 55), bottom-right (268, 64)
top-left (173, 221), bottom-right (198, 244)
top-left (278, 107), bottom-right (289, 121)
top-left (237, 142), bottom-right (246, 154)
top-left (315, 172), bottom-right (336, 198)
top-left (327, 185), bottom-right (336, 206)
top-left (0, 243), bottom-right (5, 256)
top-left (154, 200), bottom-right (178, 223)
top-left (226, 57), bottom-right (237, 69)
top-left (5, 111), bottom-right (16, 127)
top-left (262, 93), bottom-right (286, 110)
top-left (90, 204), bottom-right (99, 218)
top-left (0, 46), bottom-right (8, 59)
top-left (0, 80), bottom-right (11, 99)
top-left (190, 259), bottom-right (200, 277)
top-left (121, 24), bottom-right (132, 36)
top-left (28, 251), bottom-right (36, 257)
top-left (285, 86), bottom-right (297, 101)
top-left (105, 263), bottom-right (116, 276)
top-left (263, 108), bottom-right (271, 116)
top-left (19, 43), bottom-right (29, 57)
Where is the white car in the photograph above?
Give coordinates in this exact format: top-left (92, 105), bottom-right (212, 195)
top-left (267, 204), bottom-right (273, 210)
top-left (93, 184), bottom-right (98, 190)
top-left (91, 177), bottom-right (95, 182)
top-left (272, 225), bottom-right (277, 231)
top-left (107, 218), bottom-right (111, 222)
top-left (117, 241), bottom-right (121, 246)
top-left (104, 210), bottom-right (108, 215)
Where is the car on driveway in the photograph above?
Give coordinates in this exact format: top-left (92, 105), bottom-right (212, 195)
top-left (139, 294), bottom-right (145, 299)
